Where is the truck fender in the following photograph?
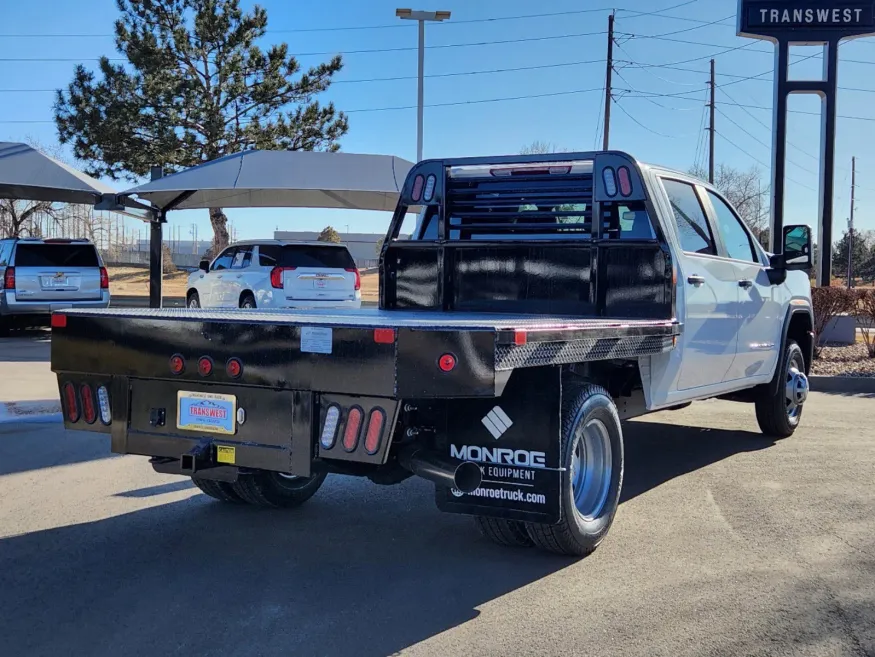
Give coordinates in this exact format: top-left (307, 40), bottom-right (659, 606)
top-left (768, 305), bottom-right (814, 397)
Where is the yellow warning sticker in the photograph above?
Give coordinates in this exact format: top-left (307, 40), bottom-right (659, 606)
top-left (216, 445), bottom-right (236, 464)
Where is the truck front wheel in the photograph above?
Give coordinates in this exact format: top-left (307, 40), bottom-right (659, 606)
top-left (231, 470), bottom-right (327, 508)
top-left (755, 339), bottom-right (808, 438)
top-left (525, 383), bottom-right (624, 557)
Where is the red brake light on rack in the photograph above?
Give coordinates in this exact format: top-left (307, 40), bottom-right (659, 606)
top-left (342, 407), bottom-right (363, 451)
top-left (270, 266), bottom-right (296, 289)
top-left (345, 268), bottom-right (361, 291)
top-left (364, 408), bottom-right (386, 454)
top-left (411, 175), bottom-right (424, 202)
top-left (602, 167), bottom-right (618, 197)
top-left (617, 166), bottom-right (632, 197)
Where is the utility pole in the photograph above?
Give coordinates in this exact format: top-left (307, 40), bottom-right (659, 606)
top-left (603, 11), bottom-right (614, 151)
top-left (709, 58), bottom-right (716, 184)
top-left (848, 156), bottom-right (856, 288)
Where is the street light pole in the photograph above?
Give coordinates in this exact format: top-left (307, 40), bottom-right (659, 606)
top-left (396, 8), bottom-right (451, 162)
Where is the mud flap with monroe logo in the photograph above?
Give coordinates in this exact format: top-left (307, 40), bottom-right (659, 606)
top-left (434, 367), bottom-right (563, 524)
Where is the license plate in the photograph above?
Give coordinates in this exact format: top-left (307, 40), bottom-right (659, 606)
top-left (42, 277), bottom-right (68, 287)
top-left (314, 279), bottom-right (327, 288)
top-left (177, 391), bottom-right (237, 435)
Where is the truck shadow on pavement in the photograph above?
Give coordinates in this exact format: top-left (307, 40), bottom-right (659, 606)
top-left (0, 421), bottom-right (780, 657)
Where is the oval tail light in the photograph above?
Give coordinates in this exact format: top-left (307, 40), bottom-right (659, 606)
top-left (342, 407), bottom-right (363, 451)
top-left (617, 166), bottom-right (632, 197)
top-left (320, 405), bottom-right (341, 449)
top-left (63, 382), bottom-right (80, 423)
top-left (602, 167), bottom-right (618, 197)
top-left (364, 408), bottom-right (386, 455)
top-left (97, 386), bottom-right (112, 425)
top-left (80, 384), bottom-right (97, 424)
top-left (410, 174), bottom-right (424, 202)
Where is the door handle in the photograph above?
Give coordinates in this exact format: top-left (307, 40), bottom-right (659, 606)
top-left (738, 279), bottom-right (753, 289)
top-left (687, 275), bottom-right (705, 286)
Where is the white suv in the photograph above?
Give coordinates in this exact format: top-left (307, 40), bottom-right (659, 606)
top-left (186, 240), bottom-right (362, 310)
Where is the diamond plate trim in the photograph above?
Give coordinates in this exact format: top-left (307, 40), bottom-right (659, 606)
top-left (494, 335), bottom-right (673, 370)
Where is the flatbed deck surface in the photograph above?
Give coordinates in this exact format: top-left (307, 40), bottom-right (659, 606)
top-left (63, 307), bottom-right (679, 333)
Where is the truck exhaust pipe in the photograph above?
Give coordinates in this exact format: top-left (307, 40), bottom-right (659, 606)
top-left (399, 445), bottom-right (482, 493)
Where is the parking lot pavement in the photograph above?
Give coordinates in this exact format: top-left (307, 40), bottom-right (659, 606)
top-left (0, 330), bottom-right (53, 403)
top-left (0, 393), bottom-right (873, 657)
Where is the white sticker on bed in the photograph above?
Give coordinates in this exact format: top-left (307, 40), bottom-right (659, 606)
top-left (300, 326), bottom-right (333, 354)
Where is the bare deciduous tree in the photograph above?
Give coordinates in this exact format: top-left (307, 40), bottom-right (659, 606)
top-left (519, 141), bottom-right (570, 155)
top-left (690, 163), bottom-right (769, 246)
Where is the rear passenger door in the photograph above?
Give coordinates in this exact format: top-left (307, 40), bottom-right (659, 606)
top-left (223, 245), bottom-right (253, 307)
top-left (659, 178), bottom-right (739, 390)
top-left (703, 190), bottom-right (780, 382)
top-left (203, 247), bottom-right (235, 307)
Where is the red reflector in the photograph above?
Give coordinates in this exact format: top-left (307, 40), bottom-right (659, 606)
top-left (438, 353), bottom-right (456, 372)
top-left (51, 313), bottom-right (67, 329)
top-left (169, 354), bottom-right (185, 375)
top-left (342, 407), bottom-right (363, 451)
top-left (63, 382), bottom-right (80, 423)
top-left (364, 408), bottom-right (386, 454)
top-left (198, 357), bottom-right (213, 377)
top-left (226, 357), bottom-right (243, 378)
top-left (514, 330), bottom-right (527, 346)
top-left (3, 266), bottom-right (15, 291)
top-left (345, 267), bottom-right (361, 291)
top-left (99, 266), bottom-right (109, 289)
top-left (411, 174), bottom-right (424, 201)
top-left (617, 166), bottom-right (632, 196)
top-left (373, 328), bottom-right (395, 344)
top-left (80, 384), bottom-right (97, 424)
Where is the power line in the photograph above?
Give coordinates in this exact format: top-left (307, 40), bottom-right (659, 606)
top-left (715, 130), bottom-right (808, 188)
top-left (620, 14), bottom-right (735, 39)
top-left (715, 106), bottom-right (817, 175)
top-left (613, 99), bottom-right (693, 138)
top-left (0, 58), bottom-right (609, 93)
top-left (0, 86), bottom-right (609, 123)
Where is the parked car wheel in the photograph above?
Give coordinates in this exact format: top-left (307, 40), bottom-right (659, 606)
top-left (239, 293), bottom-right (256, 309)
top-left (187, 291), bottom-right (200, 309)
top-left (525, 383), bottom-right (624, 557)
top-left (755, 339), bottom-right (808, 438)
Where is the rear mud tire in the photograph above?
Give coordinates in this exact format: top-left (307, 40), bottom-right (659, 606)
top-left (231, 470), bottom-right (327, 508)
top-left (525, 383), bottom-right (624, 557)
top-left (474, 516), bottom-right (534, 548)
top-left (187, 291), bottom-right (200, 309)
top-left (191, 477), bottom-right (244, 503)
top-left (755, 340), bottom-right (807, 439)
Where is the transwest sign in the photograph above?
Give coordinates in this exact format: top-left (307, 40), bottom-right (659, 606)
top-left (737, 1), bottom-right (875, 286)
top-left (740, 2), bottom-right (875, 38)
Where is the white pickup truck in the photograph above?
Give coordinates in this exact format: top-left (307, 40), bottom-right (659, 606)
top-left (51, 151), bottom-right (814, 557)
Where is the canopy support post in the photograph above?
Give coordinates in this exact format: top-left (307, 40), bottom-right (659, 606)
top-left (149, 166), bottom-right (164, 309)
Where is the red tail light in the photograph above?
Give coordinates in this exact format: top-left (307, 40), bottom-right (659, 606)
top-left (99, 266), bottom-right (109, 289)
top-left (617, 166), bottom-right (632, 197)
top-left (342, 406), bottom-right (363, 451)
top-left (364, 408), bottom-right (386, 454)
top-left (63, 382), bottom-right (80, 423)
top-left (3, 267), bottom-right (14, 291)
top-left (80, 384), bottom-right (97, 424)
top-left (169, 354), bottom-right (185, 375)
top-left (438, 353), bottom-right (457, 372)
top-left (226, 357), bottom-right (243, 378)
top-left (270, 266), bottom-right (296, 289)
top-left (345, 268), bottom-right (361, 291)
top-left (198, 356), bottom-right (213, 377)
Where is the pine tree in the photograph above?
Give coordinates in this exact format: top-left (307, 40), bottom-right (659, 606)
top-left (54, 0), bottom-right (348, 255)
top-left (832, 228), bottom-right (869, 282)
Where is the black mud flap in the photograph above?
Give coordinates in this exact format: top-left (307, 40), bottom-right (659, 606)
top-left (434, 367), bottom-right (562, 524)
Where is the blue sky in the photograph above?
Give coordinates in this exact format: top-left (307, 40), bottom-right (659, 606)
top-left (2, 0), bottom-right (874, 243)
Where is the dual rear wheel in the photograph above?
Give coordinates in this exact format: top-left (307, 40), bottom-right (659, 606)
top-left (192, 471), bottom-right (327, 508)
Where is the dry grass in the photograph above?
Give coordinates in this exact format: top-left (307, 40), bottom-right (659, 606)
top-left (106, 266), bottom-right (379, 301)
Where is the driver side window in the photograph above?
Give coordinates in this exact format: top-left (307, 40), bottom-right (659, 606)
top-left (211, 247), bottom-right (236, 271)
top-left (661, 179), bottom-right (717, 256)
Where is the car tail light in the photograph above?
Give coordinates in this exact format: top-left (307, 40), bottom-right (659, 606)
top-left (342, 406), bottom-right (363, 451)
top-left (602, 167), bottom-right (618, 197)
top-left (411, 174), bottom-right (424, 201)
top-left (270, 266), bottom-right (296, 289)
top-left (438, 353), bottom-right (456, 372)
top-left (373, 328), bottom-right (395, 344)
top-left (345, 268), bottom-right (361, 291)
top-left (169, 354), bottom-right (185, 375)
top-left (198, 356), bottom-right (213, 377)
top-left (3, 267), bottom-right (14, 290)
top-left (63, 382), bottom-right (80, 423)
top-left (80, 384), bottom-right (97, 424)
top-left (617, 166), bottom-right (632, 196)
top-left (97, 385), bottom-right (112, 425)
top-left (226, 357), bottom-right (243, 378)
top-left (320, 405), bottom-right (341, 449)
top-left (364, 408), bottom-right (386, 454)
top-left (99, 266), bottom-right (109, 289)
top-left (51, 313), bottom-right (67, 328)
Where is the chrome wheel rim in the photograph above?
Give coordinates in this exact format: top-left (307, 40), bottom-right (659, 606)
top-left (785, 352), bottom-right (808, 420)
top-left (570, 417), bottom-right (613, 521)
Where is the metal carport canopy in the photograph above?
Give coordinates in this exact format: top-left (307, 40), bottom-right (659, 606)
top-left (122, 150), bottom-right (415, 213)
top-left (119, 149), bottom-right (417, 308)
top-left (0, 142), bottom-right (149, 215)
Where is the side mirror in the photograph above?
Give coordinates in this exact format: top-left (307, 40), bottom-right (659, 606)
top-left (198, 259), bottom-right (209, 272)
top-left (782, 224), bottom-right (813, 271)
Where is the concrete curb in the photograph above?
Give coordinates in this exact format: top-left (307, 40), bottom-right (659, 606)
top-left (809, 375), bottom-right (875, 394)
top-left (0, 400), bottom-right (62, 424)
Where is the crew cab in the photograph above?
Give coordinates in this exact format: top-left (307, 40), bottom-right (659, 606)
top-left (50, 152), bottom-right (813, 557)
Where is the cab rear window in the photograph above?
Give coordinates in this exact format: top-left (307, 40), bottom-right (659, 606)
top-left (14, 244), bottom-right (99, 268)
top-left (259, 245), bottom-right (354, 269)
